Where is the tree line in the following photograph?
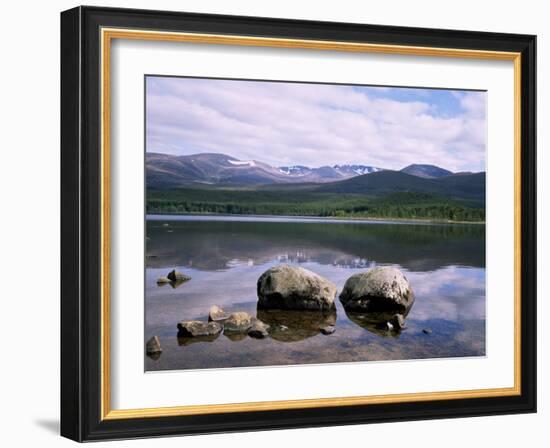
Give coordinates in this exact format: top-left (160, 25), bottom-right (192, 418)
top-left (146, 189), bottom-right (485, 222)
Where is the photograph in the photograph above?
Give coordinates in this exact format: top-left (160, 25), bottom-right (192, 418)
top-left (144, 76), bottom-right (487, 371)
top-left (56, 4), bottom-right (538, 442)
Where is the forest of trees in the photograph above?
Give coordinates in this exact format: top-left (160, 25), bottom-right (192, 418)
top-left (146, 189), bottom-right (485, 222)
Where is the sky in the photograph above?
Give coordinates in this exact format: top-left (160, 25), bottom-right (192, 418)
top-left (146, 76), bottom-right (486, 172)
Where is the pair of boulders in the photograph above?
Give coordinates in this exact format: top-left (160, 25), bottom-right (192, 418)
top-left (257, 264), bottom-right (414, 315)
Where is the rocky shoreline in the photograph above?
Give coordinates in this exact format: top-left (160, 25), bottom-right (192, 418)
top-left (148, 265), bottom-right (419, 359)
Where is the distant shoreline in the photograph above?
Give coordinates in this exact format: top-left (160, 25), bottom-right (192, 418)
top-left (146, 212), bottom-right (485, 226)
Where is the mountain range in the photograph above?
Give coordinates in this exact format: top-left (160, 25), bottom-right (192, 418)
top-left (146, 152), bottom-right (485, 221)
top-left (146, 152), bottom-right (467, 189)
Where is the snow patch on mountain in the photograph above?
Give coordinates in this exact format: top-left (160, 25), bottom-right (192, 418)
top-left (279, 166), bottom-right (309, 176)
top-left (228, 159), bottom-right (256, 167)
top-left (334, 165), bottom-right (384, 176)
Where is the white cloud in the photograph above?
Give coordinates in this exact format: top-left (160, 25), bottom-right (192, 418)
top-left (146, 77), bottom-right (486, 172)
top-left (407, 267), bottom-right (486, 321)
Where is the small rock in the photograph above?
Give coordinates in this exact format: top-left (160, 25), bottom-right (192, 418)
top-left (167, 269), bottom-right (191, 283)
top-left (422, 328), bottom-right (432, 334)
top-left (248, 320), bottom-right (270, 339)
top-left (223, 312), bottom-right (254, 333)
top-left (386, 322), bottom-right (394, 331)
top-left (146, 336), bottom-right (162, 355)
top-left (390, 313), bottom-right (406, 330)
top-left (177, 320), bottom-right (222, 337)
top-left (156, 276), bottom-right (170, 285)
top-left (320, 325), bottom-right (335, 335)
top-left (208, 305), bottom-right (229, 322)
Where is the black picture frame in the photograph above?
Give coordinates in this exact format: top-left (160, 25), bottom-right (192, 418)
top-left (61, 5), bottom-right (536, 442)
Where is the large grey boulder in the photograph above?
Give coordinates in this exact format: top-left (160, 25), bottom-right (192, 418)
top-left (339, 267), bottom-right (414, 313)
top-left (257, 264), bottom-right (337, 310)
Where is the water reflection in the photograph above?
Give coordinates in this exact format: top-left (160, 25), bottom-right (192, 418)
top-left (146, 219), bottom-right (485, 272)
top-left (144, 216), bottom-right (486, 371)
top-left (146, 352), bottom-right (162, 361)
top-left (177, 333), bottom-right (220, 346)
top-left (257, 309), bottom-right (337, 342)
top-left (157, 279), bottom-right (189, 289)
top-left (346, 311), bottom-right (406, 338)
top-left (224, 332), bottom-right (248, 342)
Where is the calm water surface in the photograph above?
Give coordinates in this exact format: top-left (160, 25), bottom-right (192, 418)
top-left (145, 215), bottom-right (486, 371)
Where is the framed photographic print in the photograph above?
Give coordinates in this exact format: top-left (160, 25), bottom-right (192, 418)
top-left (60, 6), bottom-right (537, 442)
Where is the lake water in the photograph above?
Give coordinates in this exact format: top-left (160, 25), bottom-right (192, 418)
top-left (145, 215), bottom-right (486, 371)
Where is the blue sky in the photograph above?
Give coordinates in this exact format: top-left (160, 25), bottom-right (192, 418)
top-left (146, 76), bottom-right (486, 172)
top-left (355, 86), bottom-right (464, 118)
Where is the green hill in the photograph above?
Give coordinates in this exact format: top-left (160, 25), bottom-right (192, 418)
top-left (315, 170), bottom-right (485, 206)
top-left (146, 167), bottom-right (485, 222)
